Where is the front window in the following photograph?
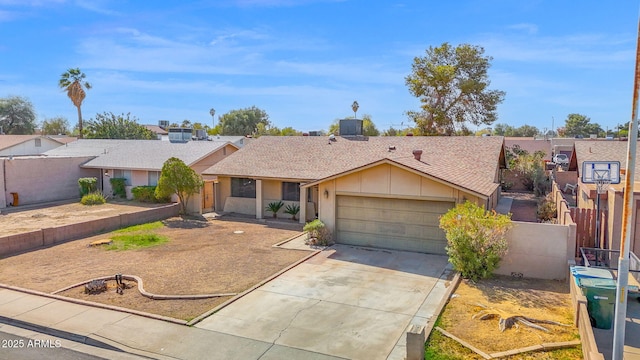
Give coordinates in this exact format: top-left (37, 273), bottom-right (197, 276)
top-left (113, 169), bottom-right (132, 186)
top-left (282, 182), bottom-right (300, 201)
top-left (231, 178), bottom-right (256, 198)
top-left (148, 171), bottom-right (160, 186)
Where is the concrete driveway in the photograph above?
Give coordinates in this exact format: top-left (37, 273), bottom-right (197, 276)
top-left (195, 244), bottom-right (452, 360)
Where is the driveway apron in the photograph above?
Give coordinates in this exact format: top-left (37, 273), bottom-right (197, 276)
top-left (195, 245), bottom-right (449, 360)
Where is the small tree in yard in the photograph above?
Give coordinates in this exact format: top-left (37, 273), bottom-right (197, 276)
top-left (155, 157), bottom-right (203, 214)
top-left (439, 201), bottom-right (512, 281)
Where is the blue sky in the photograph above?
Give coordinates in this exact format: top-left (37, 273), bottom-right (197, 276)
top-left (0, 0), bottom-right (638, 133)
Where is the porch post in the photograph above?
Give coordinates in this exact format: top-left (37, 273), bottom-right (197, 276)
top-left (299, 186), bottom-right (307, 224)
top-left (255, 179), bottom-right (263, 219)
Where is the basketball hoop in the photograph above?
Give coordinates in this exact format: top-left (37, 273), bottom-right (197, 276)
top-left (581, 162), bottom-right (620, 249)
top-left (594, 169), bottom-right (612, 195)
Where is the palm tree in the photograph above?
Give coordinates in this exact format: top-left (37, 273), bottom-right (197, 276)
top-left (59, 68), bottom-right (91, 138)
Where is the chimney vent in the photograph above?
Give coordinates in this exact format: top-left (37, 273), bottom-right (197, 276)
top-left (412, 149), bottom-right (423, 161)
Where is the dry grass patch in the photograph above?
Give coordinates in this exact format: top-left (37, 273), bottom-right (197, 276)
top-left (427, 275), bottom-right (582, 359)
top-left (0, 217), bottom-right (308, 321)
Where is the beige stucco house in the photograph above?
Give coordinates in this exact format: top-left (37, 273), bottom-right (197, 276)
top-left (203, 135), bottom-right (506, 254)
top-left (567, 140), bottom-right (640, 255)
top-left (0, 135), bottom-right (67, 156)
top-left (45, 139), bottom-right (238, 213)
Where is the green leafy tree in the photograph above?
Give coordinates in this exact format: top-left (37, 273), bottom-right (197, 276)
top-left (0, 96), bottom-right (37, 134)
top-left (439, 201), bottom-right (512, 281)
top-left (506, 145), bottom-right (548, 194)
top-left (85, 112), bottom-right (155, 139)
top-left (59, 68), bottom-right (91, 138)
top-left (615, 122), bottom-right (640, 138)
top-left (492, 123), bottom-right (539, 137)
top-left (328, 114), bottom-right (380, 136)
top-left (405, 43), bottom-right (506, 136)
top-left (155, 157), bottom-right (203, 214)
top-left (218, 106), bottom-right (271, 136)
top-left (563, 113), bottom-right (602, 138)
top-left (41, 116), bottom-right (70, 135)
top-left (280, 127), bottom-right (302, 136)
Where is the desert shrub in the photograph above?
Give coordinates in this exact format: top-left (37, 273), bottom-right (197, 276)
top-left (110, 178), bottom-right (127, 198)
top-left (439, 201), bottom-right (512, 281)
top-left (131, 186), bottom-right (170, 203)
top-left (303, 219), bottom-right (334, 246)
top-left (78, 177), bottom-right (97, 196)
top-left (81, 192), bottom-right (106, 205)
top-left (265, 201), bottom-right (284, 218)
top-left (537, 193), bottom-right (557, 222)
top-left (284, 204), bottom-right (300, 221)
top-left (532, 167), bottom-right (551, 197)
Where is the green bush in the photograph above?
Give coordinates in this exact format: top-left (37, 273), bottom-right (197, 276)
top-left (537, 193), bottom-right (556, 222)
top-left (303, 219), bottom-right (334, 246)
top-left (78, 177), bottom-right (97, 196)
top-left (131, 186), bottom-right (170, 203)
top-left (110, 178), bottom-right (127, 198)
top-left (81, 192), bottom-right (106, 205)
top-left (439, 201), bottom-right (512, 281)
top-left (265, 201), bottom-right (284, 218)
top-left (284, 204), bottom-right (300, 221)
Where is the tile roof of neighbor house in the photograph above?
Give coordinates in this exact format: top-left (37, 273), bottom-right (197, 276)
top-left (504, 138), bottom-right (553, 161)
top-left (573, 140), bottom-right (636, 179)
top-left (0, 135), bottom-right (63, 151)
top-left (45, 139), bottom-right (236, 171)
top-left (144, 125), bottom-right (169, 135)
top-left (204, 135), bottom-right (506, 197)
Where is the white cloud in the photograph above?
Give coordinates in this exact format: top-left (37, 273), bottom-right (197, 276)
top-left (507, 23), bottom-right (538, 35)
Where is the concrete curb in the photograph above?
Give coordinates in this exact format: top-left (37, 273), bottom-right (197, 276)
top-left (0, 283), bottom-right (187, 325)
top-left (424, 265), bottom-right (461, 338)
top-left (51, 274), bottom-right (237, 300)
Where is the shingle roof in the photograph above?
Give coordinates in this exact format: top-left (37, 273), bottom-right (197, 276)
top-left (45, 139), bottom-right (233, 171)
top-left (0, 135), bottom-right (62, 151)
top-left (504, 138), bottom-right (552, 161)
top-left (573, 141), bottom-right (635, 178)
top-left (144, 125), bottom-right (168, 135)
top-left (204, 135), bottom-right (505, 197)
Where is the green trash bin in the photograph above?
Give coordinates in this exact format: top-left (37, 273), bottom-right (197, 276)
top-left (578, 277), bottom-right (617, 329)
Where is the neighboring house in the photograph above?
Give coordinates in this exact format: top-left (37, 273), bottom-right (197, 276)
top-left (46, 139), bottom-right (239, 212)
top-left (504, 137), bottom-right (552, 161)
top-left (203, 135), bottom-right (506, 254)
top-left (503, 137), bottom-right (553, 191)
top-left (0, 135), bottom-right (65, 156)
top-left (144, 125), bottom-right (169, 140)
top-left (567, 140), bottom-right (640, 254)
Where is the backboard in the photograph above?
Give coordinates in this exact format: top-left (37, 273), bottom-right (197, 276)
top-left (581, 161), bottom-right (621, 184)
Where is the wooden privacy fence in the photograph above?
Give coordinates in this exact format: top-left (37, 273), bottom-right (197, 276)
top-left (570, 207), bottom-right (608, 257)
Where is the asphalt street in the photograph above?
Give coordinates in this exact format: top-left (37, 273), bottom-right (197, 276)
top-left (0, 331), bottom-right (107, 360)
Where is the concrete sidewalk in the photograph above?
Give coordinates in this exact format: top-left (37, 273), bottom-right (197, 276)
top-left (0, 243), bottom-right (456, 360)
top-left (0, 286), bottom-right (343, 360)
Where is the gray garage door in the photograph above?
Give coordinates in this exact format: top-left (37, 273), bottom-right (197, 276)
top-left (336, 195), bottom-right (454, 254)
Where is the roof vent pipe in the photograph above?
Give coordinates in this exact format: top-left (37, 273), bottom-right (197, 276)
top-left (412, 149), bottom-right (423, 161)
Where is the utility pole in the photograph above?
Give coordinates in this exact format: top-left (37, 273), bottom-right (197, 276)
top-left (611, 17), bottom-right (640, 360)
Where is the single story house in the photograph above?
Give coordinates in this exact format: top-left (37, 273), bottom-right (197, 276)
top-left (45, 139), bottom-right (239, 213)
top-left (0, 135), bottom-right (67, 156)
top-left (203, 134), bottom-right (506, 254)
top-left (566, 140), bottom-right (640, 254)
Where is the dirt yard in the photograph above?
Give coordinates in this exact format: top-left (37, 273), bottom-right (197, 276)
top-left (435, 275), bottom-right (581, 358)
top-left (0, 213), bottom-right (309, 321)
top-left (0, 200), bottom-right (165, 236)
